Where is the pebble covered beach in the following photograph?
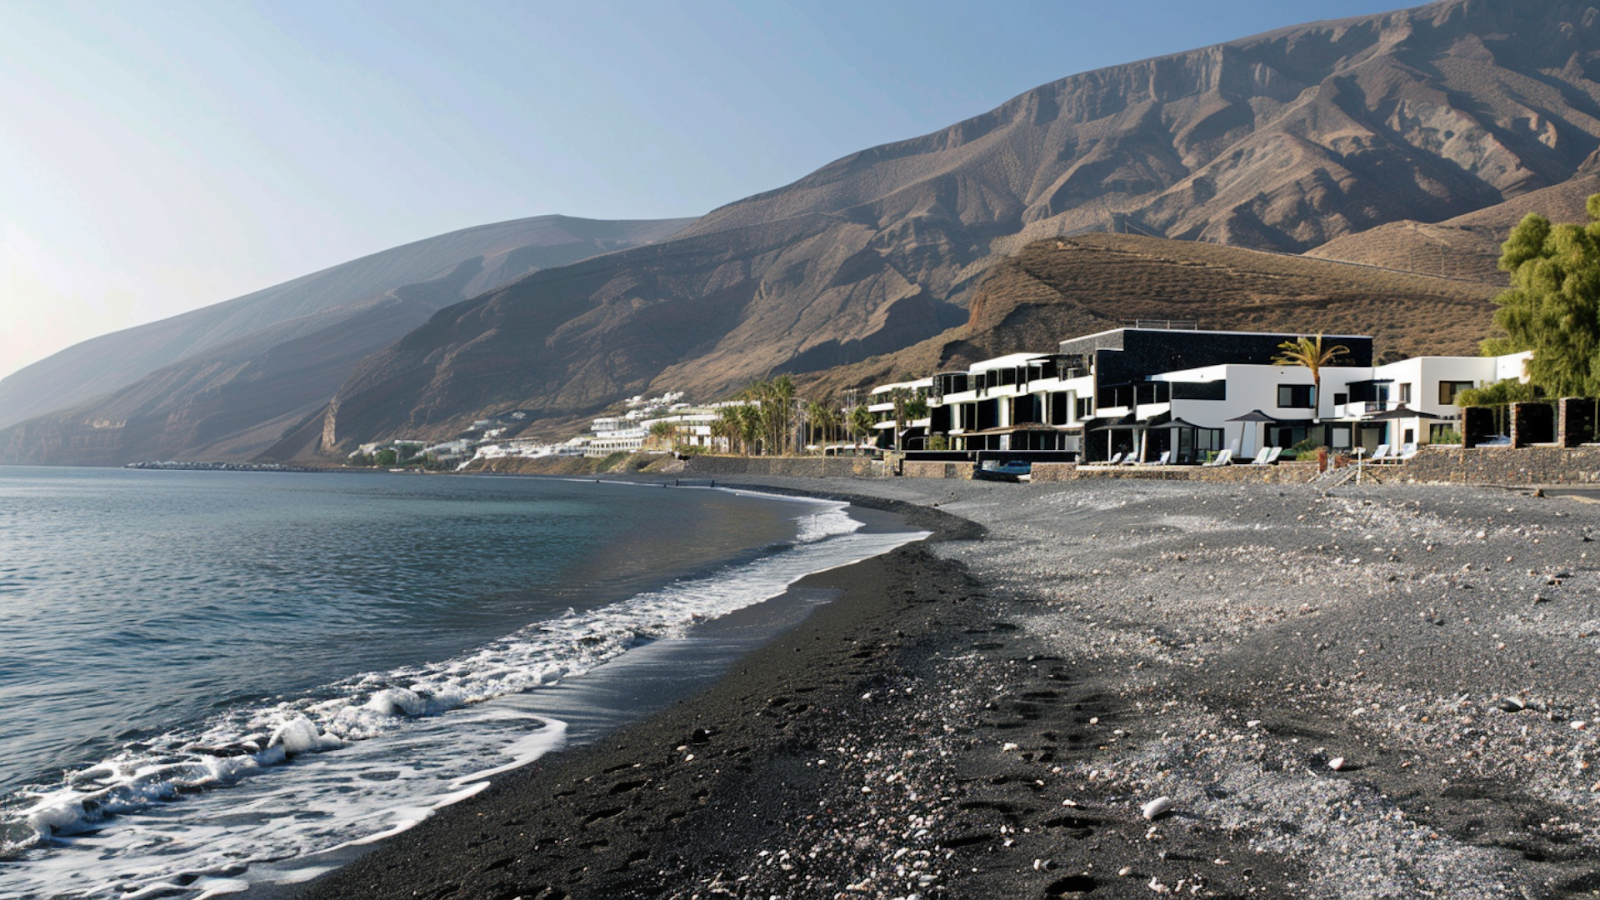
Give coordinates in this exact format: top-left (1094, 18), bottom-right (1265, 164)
top-left (298, 477), bottom-right (1600, 900)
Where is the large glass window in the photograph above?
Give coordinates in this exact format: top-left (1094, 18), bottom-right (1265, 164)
top-left (1439, 381), bottom-right (1474, 405)
top-left (1277, 385), bottom-right (1314, 408)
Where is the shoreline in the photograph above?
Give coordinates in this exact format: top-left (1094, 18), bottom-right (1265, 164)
top-left (292, 491), bottom-right (981, 900)
top-left (297, 476), bottom-right (1600, 900)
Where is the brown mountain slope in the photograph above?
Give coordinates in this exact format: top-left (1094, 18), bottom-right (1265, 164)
top-left (796, 233), bottom-right (1498, 401)
top-left (0, 215), bottom-right (693, 433)
top-left (686, 0), bottom-right (1600, 254)
top-left (312, 0), bottom-right (1600, 453)
top-left (0, 216), bottom-right (694, 465)
top-left (1305, 172), bottom-right (1600, 281)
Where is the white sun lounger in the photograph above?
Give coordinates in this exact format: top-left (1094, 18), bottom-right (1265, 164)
top-left (1251, 446), bottom-right (1282, 466)
top-left (1204, 448), bottom-right (1234, 467)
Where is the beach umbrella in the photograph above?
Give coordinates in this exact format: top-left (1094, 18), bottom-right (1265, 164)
top-left (1225, 409), bottom-right (1276, 458)
top-left (1089, 415), bottom-right (1138, 461)
top-left (1362, 404), bottom-right (1443, 420)
top-left (1360, 403), bottom-right (1442, 449)
top-left (1156, 417), bottom-right (1202, 462)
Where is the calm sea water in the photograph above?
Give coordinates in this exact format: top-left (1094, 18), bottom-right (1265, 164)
top-left (0, 467), bottom-right (923, 899)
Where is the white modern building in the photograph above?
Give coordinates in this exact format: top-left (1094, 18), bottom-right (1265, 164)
top-left (865, 379), bottom-right (933, 450)
top-left (885, 325), bottom-right (1532, 464)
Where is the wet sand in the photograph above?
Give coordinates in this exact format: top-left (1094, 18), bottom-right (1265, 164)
top-left (298, 478), bottom-right (1600, 900)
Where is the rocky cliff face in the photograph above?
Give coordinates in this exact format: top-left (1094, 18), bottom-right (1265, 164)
top-left (316, 0), bottom-right (1600, 452)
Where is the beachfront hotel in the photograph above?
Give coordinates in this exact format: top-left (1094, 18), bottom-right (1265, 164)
top-left (872, 324), bottom-right (1531, 464)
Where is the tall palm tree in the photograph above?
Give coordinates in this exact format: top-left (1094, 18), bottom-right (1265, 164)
top-left (1273, 334), bottom-right (1350, 423)
top-left (738, 379), bottom-right (773, 455)
top-left (805, 399), bottom-right (833, 451)
top-left (712, 408), bottom-right (741, 454)
top-left (770, 374), bottom-right (796, 455)
top-left (849, 403), bottom-right (875, 447)
top-left (735, 403), bottom-right (762, 455)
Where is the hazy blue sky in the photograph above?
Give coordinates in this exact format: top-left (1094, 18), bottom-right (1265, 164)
top-left (0, 0), bottom-right (1406, 379)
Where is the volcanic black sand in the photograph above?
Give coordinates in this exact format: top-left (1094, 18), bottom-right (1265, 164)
top-left (297, 479), bottom-right (1600, 900)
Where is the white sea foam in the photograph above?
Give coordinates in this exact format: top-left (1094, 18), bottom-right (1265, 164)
top-left (0, 495), bottom-right (926, 900)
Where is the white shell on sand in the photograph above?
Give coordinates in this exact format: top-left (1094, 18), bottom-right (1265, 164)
top-left (1328, 757), bottom-right (1346, 771)
top-left (1141, 796), bottom-right (1173, 820)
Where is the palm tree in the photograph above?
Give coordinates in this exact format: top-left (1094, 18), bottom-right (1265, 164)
top-left (1273, 334), bottom-right (1350, 423)
top-left (735, 403), bottom-right (763, 455)
top-left (647, 420), bottom-right (676, 450)
top-left (849, 403), bottom-right (875, 447)
top-left (771, 375), bottom-right (796, 455)
top-left (805, 399), bottom-right (834, 451)
top-left (711, 408), bottom-right (740, 454)
top-left (737, 379), bottom-right (772, 455)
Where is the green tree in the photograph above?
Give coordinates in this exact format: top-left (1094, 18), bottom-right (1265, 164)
top-left (805, 399), bottom-right (837, 451)
top-left (735, 403), bottom-right (763, 455)
top-left (647, 420), bottom-right (676, 449)
top-left (1490, 196), bottom-right (1600, 397)
top-left (1455, 378), bottom-right (1540, 436)
top-left (1272, 334), bottom-right (1350, 422)
top-left (849, 403), bottom-right (875, 445)
top-left (710, 409), bottom-right (735, 453)
top-left (770, 374), bottom-right (796, 455)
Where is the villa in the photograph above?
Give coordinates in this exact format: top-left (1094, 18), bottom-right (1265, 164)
top-left (877, 324), bottom-right (1531, 464)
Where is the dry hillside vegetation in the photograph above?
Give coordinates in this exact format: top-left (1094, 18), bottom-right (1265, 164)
top-left (798, 234), bottom-right (1498, 399)
top-left (1306, 174), bottom-right (1600, 282)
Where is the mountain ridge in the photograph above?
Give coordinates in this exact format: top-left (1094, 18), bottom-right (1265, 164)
top-left (9, 0), bottom-right (1600, 464)
top-left (0, 214), bottom-right (695, 432)
top-left (309, 0), bottom-right (1600, 455)
top-left (0, 215), bottom-right (694, 464)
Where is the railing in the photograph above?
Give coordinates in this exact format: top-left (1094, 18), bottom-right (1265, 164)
top-left (1124, 318), bottom-right (1200, 330)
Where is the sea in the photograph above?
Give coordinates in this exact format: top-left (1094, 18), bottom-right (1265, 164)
top-left (0, 467), bottom-right (925, 899)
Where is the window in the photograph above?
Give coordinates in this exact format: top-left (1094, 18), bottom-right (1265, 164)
top-left (1333, 392), bottom-right (1348, 407)
top-left (1439, 381), bottom-right (1474, 405)
top-left (1331, 426), bottom-right (1352, 449)
top-left (1277, 385), bottom-right (1314, 408)
top-left (1195, 428), bottom-right (1224, 451)
top-left (1171, 381), bottom-right (1226, 401)
top-left (1076, 396), bottom-right (1094, 420)
top-left (1399, 383), bottom-right (1412, 403)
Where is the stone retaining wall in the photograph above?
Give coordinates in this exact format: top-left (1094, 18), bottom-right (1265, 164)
top-left (1390, 445), bottom-right (1600, 485)
top-left (1029, 463), bottom-right (1079, 483)
top-left (901, 461), bottom-right (976, 479)
top-left (681, 456), bottom-right (889, 478)
top-left (1032, 461), bottom-right (1320, 483)
top-left (677, 448), bottom-right (1600, 486)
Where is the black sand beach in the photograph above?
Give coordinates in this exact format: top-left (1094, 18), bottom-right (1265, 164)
top-left (298, 479), bottom-right (1600, 900)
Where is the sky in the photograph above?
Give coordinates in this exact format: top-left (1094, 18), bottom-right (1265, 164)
top-left (0, 0), bottom-right (1410, 380)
